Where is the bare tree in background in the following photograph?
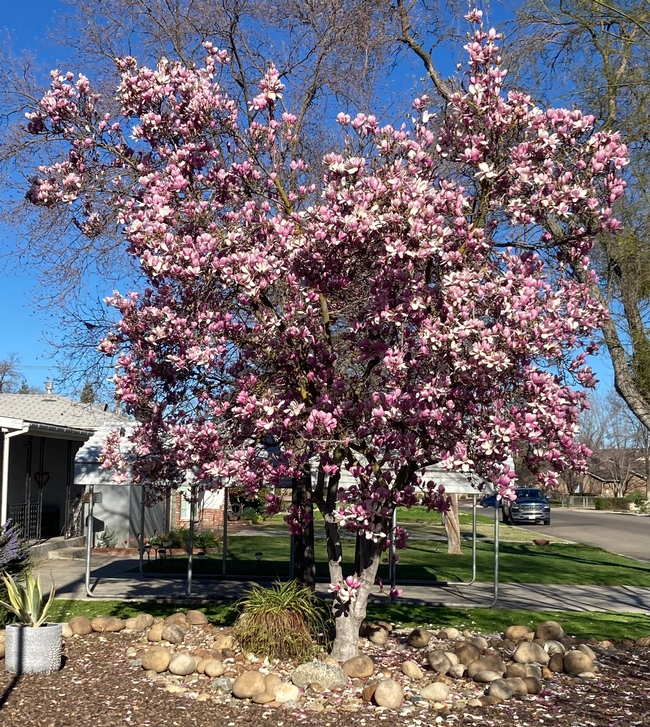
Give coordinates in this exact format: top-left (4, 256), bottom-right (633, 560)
top-left (0, 354), bottom-right (22, 393)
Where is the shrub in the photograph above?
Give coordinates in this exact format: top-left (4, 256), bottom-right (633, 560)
top-left (0, 522), bottom-right (30, 624)
top-left (233, 580), bottom-right (330, 660)
top-left (194, 530), bottom-right (220, 550)
top-left (594, 497), bottom-right (631, 511)
top-left (626, 491), bottom-right (647, 507)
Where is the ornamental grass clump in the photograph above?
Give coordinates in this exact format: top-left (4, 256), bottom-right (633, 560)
top-left (0, 522), bottom-right (30, 624)
top-left (233, 580), bottom-right (330, 660)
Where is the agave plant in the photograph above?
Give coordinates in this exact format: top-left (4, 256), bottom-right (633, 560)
top-left (0, 571), bottom-right (56, 627)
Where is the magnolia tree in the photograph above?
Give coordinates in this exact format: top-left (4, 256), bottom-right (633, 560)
top-left (24, 12), bottom-right (626, 660)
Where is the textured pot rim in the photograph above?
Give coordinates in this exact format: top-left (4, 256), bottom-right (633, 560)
top-left (6, 622), bottom-right (62, 630)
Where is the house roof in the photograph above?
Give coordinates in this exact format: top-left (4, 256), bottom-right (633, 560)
top-left (0, 394), bottom-right (127, 435)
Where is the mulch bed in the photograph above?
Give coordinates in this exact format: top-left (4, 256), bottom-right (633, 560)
top-left (1, 632), bottom-right (650, 727)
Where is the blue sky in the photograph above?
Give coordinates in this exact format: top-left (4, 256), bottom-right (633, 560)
top-left (0, 0), bottom-right (616, 396)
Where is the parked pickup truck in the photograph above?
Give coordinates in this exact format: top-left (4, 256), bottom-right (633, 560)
top-left (502, 488), bottom-right (551, 526)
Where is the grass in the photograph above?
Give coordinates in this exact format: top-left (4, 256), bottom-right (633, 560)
top-left (139, 535), bottom-right (650, 587)
top-left (46, 598), bottom-right (650, 642)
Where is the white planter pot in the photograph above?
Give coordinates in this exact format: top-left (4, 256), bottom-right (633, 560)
top-left (5, 622), bottom-right (62, 674)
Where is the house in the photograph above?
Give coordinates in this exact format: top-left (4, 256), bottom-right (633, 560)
top-left (0, 393), bottom-right (126, 540)
top-left (558, 448), bottom-right (649, 498)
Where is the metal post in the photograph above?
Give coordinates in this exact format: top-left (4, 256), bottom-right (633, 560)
top-left (389, 508), bottom-right (397, 601)
top-left (139, 488), bottom-right (145, 575)
top-left (36, 437), bottom-right (45, 540)
top-left (25, 436), bottom-right (32, 539)
top-left (64, 440), bottom-right (72, 538)
top-left (186, 485), bottom-right (196, 597)
top-left (493, 501), bottom-right (499, 603)
top-left (222, 488), bottom-right (228, 577)
top-left (85, 484), bottom-right (95, 597)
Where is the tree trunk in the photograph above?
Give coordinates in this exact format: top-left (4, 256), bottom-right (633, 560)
top-left (328, 531), bottom-right (384, 662)
top-left (291, 470), bottom-right (315, 589)
top-left (444, 494), bottom-right (462, 555)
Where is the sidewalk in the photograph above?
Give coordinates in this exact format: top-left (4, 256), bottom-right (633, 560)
top-left (33, 553), bottom-right (650, 613)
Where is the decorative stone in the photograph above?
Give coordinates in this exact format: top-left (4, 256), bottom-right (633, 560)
top-left (141, 646), bottom-right (171, 673)
top-left (147, 624), bottom-right (165, 642)
top-left (444, 651), bottom-right (460, 666)
top-left (470, 636), bottom-right (489, 650)
top-left (438, 627), bottom-right (460, 640)
top-left (273, 683), bottom-right (301, 703)
top-left (61, 623), bottom-right (73, 639)
top-left (165, 612), bottom-right (188, 626)
top-left (467, 655), bottom-right (505, 679)
top-left (449, 663), bottom-right (466, 678)
top-left (168, 652), bottom-right (196, 676)
top-left (204, 659), bottom-right (225, 678)
top-left (473, 670), bottom-right (503, 684)
top-left (373, 679), bottom-right (403, 709)
top-left (535, 620), bottom-right (564, 641)
top-left (505, 677), bottom-right (528, 696)
top-left (212, 634), bottom-right (235, 651)
top-left (548, 653), bottom-right (564, 672)
top-left (264, 673), bottom-right (282, 692)
top-left (504, 625), bottom-right (533, 641)
top-left (291, 661), bottom-right (348, 690)
top-left (513, 641), bottom-right (550, 665)
top-left (454, 641), bottom-right (481, 665)
top-left (488, 679), bottom-right (513, 700)
top-left (577, 643), bottom-right (596, 660)
top-left (69, 616), bottom-right (93, 635)
top-left (252, 691), bottom-right (276, 704)
top-left (210, 676), bottom-right (233, 693)
top-left (479, 695), bottom-right (503, 706)
top-left (196, 658), bottom-right (209, 674)
top-left (343, 655), bottom-right (374, 679)
top-left (375, 620), bottom-right (393, 633)
top-left (401, 661), bottom-right (424, 680)
top-left (407, 628), bottom-right (431, 648)
top-left (525, 664), bottom-right (542, 679)
top-left (91, 616), bottom-right (125, 633)
top-left (564, 650), bottom-right (594, 676)
top-left (186, 610), bottom-right (209, 625)
top-left (362, 682), bottom-right (378, 702)
top-left (232, 670), bottom-right (268, 698)
top-left (505, 663), bottom-right (528, 679)
top-left (125, 614), bottom-right (154, 631)
top-left (635, 635), bottom-right (650, 647)
top-left (427, 651), bottom-right (452, 674)
top-left (524, 676), bottom-right (543, 694)
top-left (420, 682), bottom-right (450, 702)
top-left (367, 627), bottom-right (388, 646)
top-left (161, 624), bottom-right (186, 645)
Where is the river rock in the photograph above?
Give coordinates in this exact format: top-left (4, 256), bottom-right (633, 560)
top-left (161, 624), bottom-right (186, 645)
top-left (420, 682), bottom-right (450, 702)
top-left (185, 609), bottom-right (208, 625)
top-left (577, 643), bottom-right (596, 661)
top-left (513, 641), bottom-right (550, 665)
top-left (504, 625), bottom-right (533, 641)
top-left (635, 635), bottom-right (650, 647)
top-left (488, 679), bottom-right (513, 700)
top-left (401, 661), bottom-right (424, 680)
top-left (165, 612), bottom-right (188, 626)
top-left (455, 641), bottom-right (481, 665)
top-left (506, 663), bottom-right (528, 679)
top-left (438, 627), bottom-right (460, 640)
top-left (69, 616), bottom-right (93, 635)
top-left (91, 616), bottom-right (125, 633)
top-left (273, 683), bottom-right (301, 703)
top-left (524, 676), bottom-right (543, 694)
top-left (473, 670), bottom-right (503, 684)
top-left (407, 628), bottom-right (431, 648)
top-left (168, 653), bottom-right (196, 676)
top-left (147, 624), bottom-right (165, 642)
top-left (505, 677), bottom-right (528, 696)
top-left (232, 670), bottom-right (267, 699)
top-left (535, 621), bottom-right (564, 641)
top-left (444, 651), bottom-right (460, 666)
top-left (61, 623), bottom-right (73, 639)
top-left (373, 679), bottom-right (403, 709)
top-left (212, 634), bottom-right (235, 651)
top-left (449, 663), bottom-right (467, 678)
top-left (548, 653), bottom-right (565, 672)
top-left (470, 636), bottom-right (489, 650)
top-left (467, 655), bottom-right (506, 679)
top-left (252, 691), bottom-right (276, 704)
top-left (141, 646), bottom-right (171, 673)
top-left (291, 661), bottom-right (348, 690)
top-left (125, 614), bottom-right (155, 631)
top-left (367, 627), bottom-right (388, 646)
top-left (204, 659), bottom-right (225, 678)
top-left (210, 676), bottom-right (233, 694)
top-left (343, 655), bottom-right (374, 678)
top-left (427, 651), bottom-right (452, 674)
top-left (564, 650), bottom-right (594, 675)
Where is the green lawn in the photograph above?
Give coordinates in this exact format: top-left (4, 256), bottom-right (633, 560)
top-left (47, 598), bottom-right (650, 642)
top-left (139, 535), bottom-right (650, 587)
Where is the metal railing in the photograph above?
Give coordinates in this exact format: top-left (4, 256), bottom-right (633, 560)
top-left (558, 495), bottom-right (595, 509)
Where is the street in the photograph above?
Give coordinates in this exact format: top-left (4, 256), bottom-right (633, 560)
top-left (477, 505), bottom-right (650, 563)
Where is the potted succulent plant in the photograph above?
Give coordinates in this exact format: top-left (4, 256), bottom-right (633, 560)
top-left (0, 570), bottom-right (61, 674)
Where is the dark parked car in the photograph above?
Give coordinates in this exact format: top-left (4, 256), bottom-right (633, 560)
top-left (479, 494), bottom-right (502, 508)
top-left (502, 487), bottom-right (551, 525)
